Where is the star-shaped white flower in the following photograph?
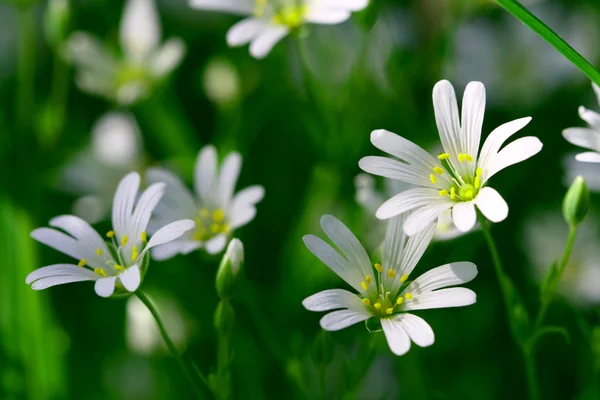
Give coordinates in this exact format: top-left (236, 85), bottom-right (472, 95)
top-left (359, 80), bottom-right (543, 235)
top-left (302, 214), bottom-right (477, 356)
top-left (26, 173), bottom-right (195, 298)
top-left (189, 0), bottom-right (369, 59)
top-left (65, 0), bottom-right (185, 105)
top-left (563, 82), bottom-right (600, 163)
top-left (146, 145), bottom-right (264, 259)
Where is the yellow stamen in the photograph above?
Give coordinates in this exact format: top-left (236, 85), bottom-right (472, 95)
top-left (94, 268), bottom-right (107, 278)
top-left (400, 274), bottom-right (409, 283)
top-left (106, 230), bottom-right (115, 238)
top-left (433, 167), bottom-right (444, 175)
top-left (361, 281), bottom-right (368, 290)
top-left (199, 208), bottom-right (209, 218)
top-left (438, 153), bottom-right (450, 160)
top-left (222, 224), bottom-right (231, 234)
top-left (362, 298), bottom-right (371, 306)
top-left (404, 293), bottom-right (413, 300)
top-left (213, 209), bottom-right (225, 222)
top-left (365, 275), bottom-right (372, 285)
top-left (131, 246), bottom-right (138, 261)
top-left (141, 231), bottom-right (147, 242)
top-left (450, 187), bottom-right (456, 200)
top-left (396, 296), bottom-right (404, 305)
top-left (374, 302), bottom-right (381, 310)
top-left (121, 235), bottom-right (128, 246)
top-left (385, 308), bottom-right (394, 315)
top-left (439, 189), bottom-right (448, 197)
top-left (465, 154), bottom-right (474, 162)
top-left (476, 167), bottom-right (483, 177)
top-left (474, 176), bottom-right (481, 189)
top-left (96, 248), bottom-right (103, 256)
top-left (374, 263), bottom-right (382, 273)
top-left (430, 174), bottom-right (437, 184)
top-left (458, 153), bottom-right (465, 162)
top-left (387, 269), bottom-right (396, 279)
top-left (210, 223), bottom-right (221, 234)
top-left (78, 259), bottom-right (87, 267)
top-left (113, 265), bottom-right (125, 272)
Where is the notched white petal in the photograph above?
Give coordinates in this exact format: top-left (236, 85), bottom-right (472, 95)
top-left (120, 264), bottom-right (141, 292)
top-left (94, 276), bottom-right (118, 298)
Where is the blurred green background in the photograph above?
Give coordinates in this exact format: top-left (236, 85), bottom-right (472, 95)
top-left (1, 0), bottom-right (600, 398)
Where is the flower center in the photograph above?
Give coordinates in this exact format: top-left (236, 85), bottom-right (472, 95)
top-left (253, 0), bottom-right (307, 28)
top-left (115, 63), bottom-right (150, 86)
top-left (430, 153), bottom-right (482, 202)
top-left (360, 263), bottom-right (413, 318)
top-left (193, 208), bottom-right (230, 241)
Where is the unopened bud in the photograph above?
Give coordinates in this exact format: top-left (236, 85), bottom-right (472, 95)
top-left (214, 299), bottom-right (235, 337)
top-left (216, 238), bottom-right (244, 298)
top-left (44, 0), bottom-right (70, 48)
top-left (563, 176), bottom-right (590, 227)
top-left (311, 330), bottom-right (334, 368)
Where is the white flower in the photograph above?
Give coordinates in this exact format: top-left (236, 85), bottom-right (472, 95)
top-left (59, 112), bottom-right (144, 224)
top-left (64, 0), bottom-right (185, 105)
top-left (146, 145), bottom-right (264, 258)
top-left (26, 173), bottom-right (195, 298)
top-left (563, 82), bottom-right (600, 163)
top-left (189, 0), bottom-right (369, 59)
top-left (359, 80), bottom-right (543, 235)
top-left (355, 173), bottom-right (466, 243)
top-left (302, 214), bottom-right (477, 356)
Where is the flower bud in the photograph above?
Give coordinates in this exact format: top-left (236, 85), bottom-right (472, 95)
top-left (311, 330), bottom-right (334, 368)
top-left (44, 0), bottom-right (70, 48)
top-left (562, 176), bottom-right (590, 227)
top-left (215, 238), bottom-right (244, 299)
top-left (214, 299), bottom-right (235, 337)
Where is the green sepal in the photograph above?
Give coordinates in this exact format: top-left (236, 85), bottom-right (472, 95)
top-left (365, 317), bottom-right (382, 333)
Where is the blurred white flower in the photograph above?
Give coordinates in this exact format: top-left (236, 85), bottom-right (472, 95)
top-left (146, 145), bottom-right (264, 258)
top-left (64, 0), bottom-right (185, 105)
top-left (563, 154), bottom-right (600, 192)
top-left (523, 211), bottom-right (600, 307)
top-left (359, 80), bottom-right (542, 235)
top-left (26, 173), bottom-right (196, 298)
top-left (126, 292), bottom-right (188, 354)
top-left (189, 0), bottom-right (369, 59)
top-left (203, 57), bottom-right (241, 106)
top-left (60, 112), bottom-right (144, 224)
top-left (302, 214), bottom-right (477, 356)
top-left (563, 83), bottom-right (600, 163)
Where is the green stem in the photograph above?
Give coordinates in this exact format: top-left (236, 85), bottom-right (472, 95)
top-left (535, 225), bottom-right (577, 327)
top-left (16, 6), bottom-right (36, 136)
top-left (48, 53), bottom-right (70, 144)
top-left (523, 347), bottom-right (541, 400)
top-left (216, 334), bottom-right (231, 400)
top-left (318, 366), bottom-right (327, 400)
top-left (496, 0), bottom-right (600, 86)
top-left (135, 291), bottom-right (205, 400)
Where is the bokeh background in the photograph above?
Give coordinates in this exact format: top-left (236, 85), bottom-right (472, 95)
top-left (1, 0), bottom-right (600, 399)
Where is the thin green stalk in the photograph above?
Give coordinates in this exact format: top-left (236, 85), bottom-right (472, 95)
top-left (16, 6), bottom-right (36, 136)
top-left (216, 334), bottom-right (231, 400)
top-left (318, 366), bottom-right (327, 400)
top-left (48, 53), bottom-right (70, 143)
top-left (535, 225), bottom-right (577, 327)
top-left (135, 291), bottom-right (205, 400)
top-left (523, 347), bottom-right (541, 400)
top-left (496, 0), bottom-right (600, 87)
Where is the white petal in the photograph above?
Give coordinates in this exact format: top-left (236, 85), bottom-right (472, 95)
top-left (130, 182), bottom-right (166, 247)
top-left (562, 128), bottom-right (600, 153)
top-left (64, 32), bottom-right (117, 72)
top-left (26, 264), bottom-right (98, 285)
top-left (120, 0), bottom-right (160, 60)
top-left (189, 0), bottom-right (254, 15)
top-left (217, 152), bottom-right (242, 206)
top-left (194, 146), bottom-right (218, 206)
top-left (320, 215), bottom-right (372, 279)
top-left (316, 0), bottom-right (369, 11)
top-left (486, 136), bottom-right (543, 179)
top-left (120, 264), bottom-right (141, 292)
top-left (150, 38), bottom-right (185, 78)
top-left (575, 152), bottom-right (600, 163)
top-left (319, 309), bottom-right (370, 331)
top-left (368, 129), bottom-right (437, 172)
top-left (229, 185), bottom-right (265, 222)
top-left (396, 221), bottom-right (436, 287)
top-left (405, 262), bottom-right (478, 293)
top-left (112, 172), bottom-right (141, 240)
top-left (226, 17), bottom-right (266, 46)
top-left (229, 206), bottom-right (257, 230)
top-left (249, 26), bottom-right (289, 59)
top-left (452, 202), bottom-right (476, 233)
top-left (146, 167), bottom-right (198, 229)
top-left (375, 188), bottom-right (443, 220)
top-left (139, 219), bottom-right (196, 258)
top-left (151, 240), bottom-right (202, 261)
top-left (302, 289), bottom-right (364, 311)
top-left (304, 8), bottom-right (351, 24)
top-left (403, 202), bottom-right (454, 236)
top-left (31, 227), bottom-right (84, 261)
top-left (474, 187), bottom-right (508, 223)
top-left (478, 117), bottom-right (532, 178)
top-left (381, 317), bottom-right (411, 356)
top-left (461, 81), bottom-right (485, 160)
top-left (31, 274), bottom-right (99, 290)
top-left (49, 215), bottom-right (111, 268)
top-left (303, 234), bottom-right (363, 293)
top-left (432, 80), bottom-right (461, 159)
top-left (578, 106), bottom-right (600, 131)
top-left (393, 313), bottom-right (435, 348)
top-left (402, 288), bottom-right (477, 311)
top-left (94, 276), bottom-right (117, 298)
top-left (205, 234), bottom-right (228, 254)
top-left (358, 156), bottom-right (431, 187)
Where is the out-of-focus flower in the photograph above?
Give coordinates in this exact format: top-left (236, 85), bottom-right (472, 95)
top-left (203, 58), bottom-right (241, 106)
top-left (563, 83), bottom-right (600, 163)
top-left (64, 0), bottom-right (185, 105)
top-left (302, 214), bottom-right (477, 356)
top-left (359, 80), bottom-right (542, 235)
top-left (26, 173), bottom-right (195, 298)
top-left (189, 0), bottom-right (369, 59)
top-left (60, 112), bottom-right (144, 224)
top-left (523, 211), bottom-right (600, 307)
top-left (126, 292), bottom-right (188, 354)
top-left (355, 174), bottom-right (466, 245)
top-left (564, 154), bottom-right (600, 192)
top-left (146, 145), bottom-right (264, 258)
